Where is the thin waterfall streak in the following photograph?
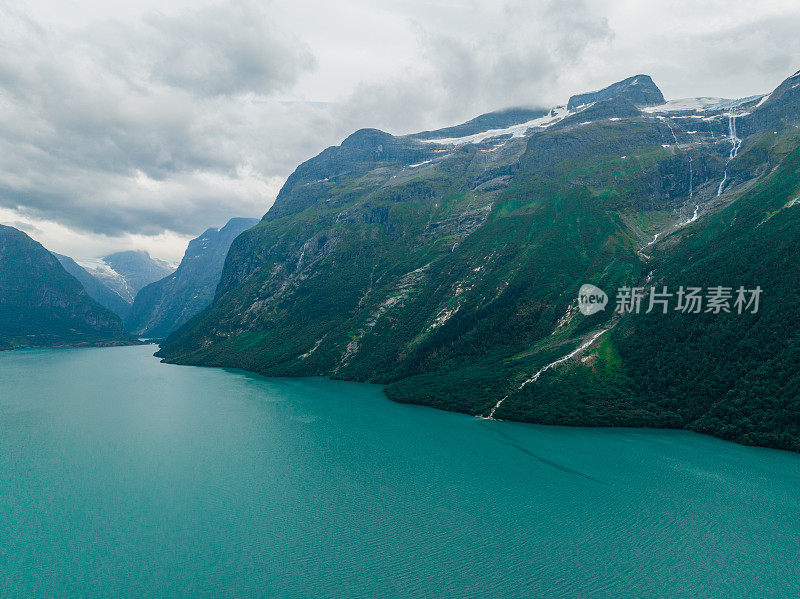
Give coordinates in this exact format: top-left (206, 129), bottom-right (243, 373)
top-left (483, 329), bottom-right (609, 420)
top-left (718, 109), bottom-right (742, 196)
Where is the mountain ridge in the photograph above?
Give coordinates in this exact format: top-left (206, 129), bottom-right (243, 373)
top-left (0, 225), bottom-right (134, 349)
top-left (53, 252), bottom-right (133, 320)
top-left (157, 69), bottom-right (800, 452)
top-left (127, 217), bottom-right (259, 338)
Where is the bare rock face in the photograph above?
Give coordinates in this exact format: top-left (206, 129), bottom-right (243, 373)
top-left (567, 74), bottom-right (665, 110)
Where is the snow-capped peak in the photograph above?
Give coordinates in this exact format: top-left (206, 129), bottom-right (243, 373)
top-left (76, 258), bottom-right (124, 281)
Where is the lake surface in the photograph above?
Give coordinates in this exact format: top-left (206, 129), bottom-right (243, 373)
top-left (1, 345), bottom-right (799, 598)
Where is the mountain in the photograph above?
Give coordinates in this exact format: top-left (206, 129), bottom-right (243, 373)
top-left (126, 218), bottom-right (259, 338)
top-left (566, 74), bottom-right (665, 110)
top-left (78, 250), bottom-right (175, 305)
top-left (157, 69), bottom-right (800, 452)
top-left (0, 225), bottom-right (132, 349)
top-left (413, 107), bottom-right (549, 140)
top-left (53, 253), bottom-right (132, 320)
top-left (505, 150), bottom-right (800, 450)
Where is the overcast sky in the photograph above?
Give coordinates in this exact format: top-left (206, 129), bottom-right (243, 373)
top-left (2, 0), bottom-right (799, 261)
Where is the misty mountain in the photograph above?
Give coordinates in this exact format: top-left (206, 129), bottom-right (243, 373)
top-left (127, 218), bottom-right (259, 338)
top-left (53, 253), bottom-right (133, 320)
top-left (77, 250), bottom-right (175, 305)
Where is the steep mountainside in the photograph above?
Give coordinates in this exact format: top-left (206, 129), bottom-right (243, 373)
top-left (158, 70), bottom-right (800, 451)
top-left (127, 218), bottom-right (258, 338)
top-left (53, 253), bottom-right (133, 320)
top-left (448, 139), bottom-right (800, 451)
top-left (79, 250), bottom-right (175, 304)
top-left (0, 225), bottom-right (132, 349)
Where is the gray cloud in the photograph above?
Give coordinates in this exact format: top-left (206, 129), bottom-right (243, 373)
top-left (672, 15), bottom-right (800, 95)
top-left (0, 1), bottom-right (328, 242)
top-left (329, 0), bottom-right (613, 134)
top-left (89, 1), bottom-right (316, 97)
top-left (0, 0), bottom-right (798, 260)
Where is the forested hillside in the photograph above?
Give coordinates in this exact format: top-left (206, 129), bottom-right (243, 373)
top-left (158, 70), bottom-right (800, 451)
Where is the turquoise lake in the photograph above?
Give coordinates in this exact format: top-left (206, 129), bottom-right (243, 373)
top-left (1, 344), bottom-right (799, 598)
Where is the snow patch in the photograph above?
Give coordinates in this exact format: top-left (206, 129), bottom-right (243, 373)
top-left (420, 105), bottom-right (574, 146)
top-left (479, 141), bottom-right (508, 153)
top-left (76, 259), bottom-right (127, 287)
top-left (644, 97), bottom-right (724, 112)
top-left (643, 95), bottom-right (761, 114)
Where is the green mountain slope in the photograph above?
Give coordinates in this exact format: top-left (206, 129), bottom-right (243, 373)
top-left (497, 143), bottom-right (800, 451)
top-left (158, 70), bottom-right (800, 450)
top-left (0, 225), bottom-right (133, 349)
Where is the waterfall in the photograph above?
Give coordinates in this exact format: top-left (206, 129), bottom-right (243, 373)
top-left (717, 109), bottom-right (742, 196)
top-left (483, 329), bottom-right (608, 420)
top-left (663, 118), bottom-right (679, 144)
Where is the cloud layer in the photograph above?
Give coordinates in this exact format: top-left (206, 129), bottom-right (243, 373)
top-left (2, 0), bottom-right (800, 260)
top-left (0, 2), bottom-right (321, 248)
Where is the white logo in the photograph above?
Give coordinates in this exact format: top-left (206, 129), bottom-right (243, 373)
top-left (578, 284), bottom-right (608, 315)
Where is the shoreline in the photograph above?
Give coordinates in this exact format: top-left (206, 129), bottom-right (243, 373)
top-left (154, 345), bottom-right (800, 456)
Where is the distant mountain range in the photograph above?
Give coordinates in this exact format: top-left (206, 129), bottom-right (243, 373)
top-left (54, 250), bottom-right (174, 321)
top-left (126, 218), bottom-right (259, 338)
top-left (54, 253), bottom-right (135, 320)
top-left (0, 225), bottom-right (131, 349)
top-left (0, 212), bottom-right (258, 349)
top-left (154, 68), bottom-right (800, 452)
